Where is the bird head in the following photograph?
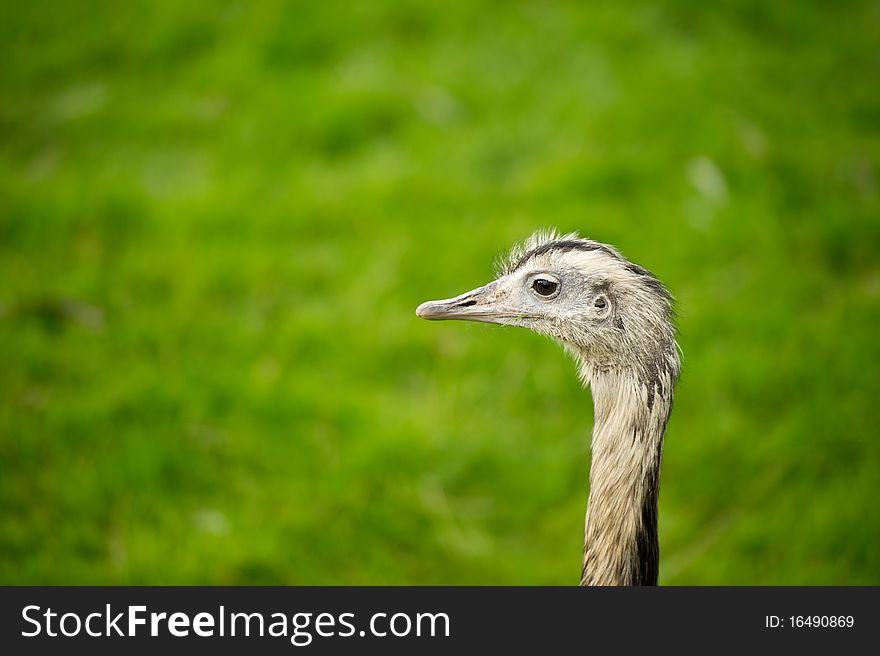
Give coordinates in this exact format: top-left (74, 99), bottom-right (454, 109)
top-left (416, 229), bottom-right (678, 376)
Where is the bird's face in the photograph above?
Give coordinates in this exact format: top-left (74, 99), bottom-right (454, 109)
top-left (416, 240), bottom-right (638, 352)
top-left (418, 229), bottom-right (679, 407)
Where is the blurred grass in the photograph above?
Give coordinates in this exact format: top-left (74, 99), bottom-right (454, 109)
top-left (0, 0), bottom-right (878, 584)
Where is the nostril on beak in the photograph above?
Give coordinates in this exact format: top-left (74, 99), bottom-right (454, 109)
top-left (456, 300), bottom-right (477, 307)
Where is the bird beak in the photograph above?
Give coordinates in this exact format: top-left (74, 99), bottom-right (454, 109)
top-left (416, 282), bottom-right (514, 325)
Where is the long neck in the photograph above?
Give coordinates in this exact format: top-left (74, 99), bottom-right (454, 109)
top-left (579, 367), bottom-right (672, 586)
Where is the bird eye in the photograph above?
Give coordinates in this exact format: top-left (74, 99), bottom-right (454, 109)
top-left (532, 278), bottom-right (558, 296)
top-left (594, 297), bottom-right (607, 309)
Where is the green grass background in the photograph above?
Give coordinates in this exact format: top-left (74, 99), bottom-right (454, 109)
top-left (1, 0), bottom-right (878, 584)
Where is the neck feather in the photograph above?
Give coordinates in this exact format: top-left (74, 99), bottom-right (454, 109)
top-left (578, 364), bottom-right (673, 586)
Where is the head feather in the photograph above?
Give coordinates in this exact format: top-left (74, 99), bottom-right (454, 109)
top-left (495, 227), bottom-right (675, 320)
top-left (495, 228), bottom-right (581, 277)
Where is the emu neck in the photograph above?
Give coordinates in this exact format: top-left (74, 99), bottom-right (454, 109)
top-left (579, 367), bottom-right (671, 586)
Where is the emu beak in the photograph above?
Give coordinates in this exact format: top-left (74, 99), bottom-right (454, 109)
top-left (416, 282), bottom-right (512, 324)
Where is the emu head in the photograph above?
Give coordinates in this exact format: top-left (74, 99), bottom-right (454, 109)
top-left (416, 229), bottom-right (679, 381)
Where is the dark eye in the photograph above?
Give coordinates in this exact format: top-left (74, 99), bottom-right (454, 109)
top-left (532, 278), bottom-right (558, 296)
top-left (594, 297), bottom-right (607, 309)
